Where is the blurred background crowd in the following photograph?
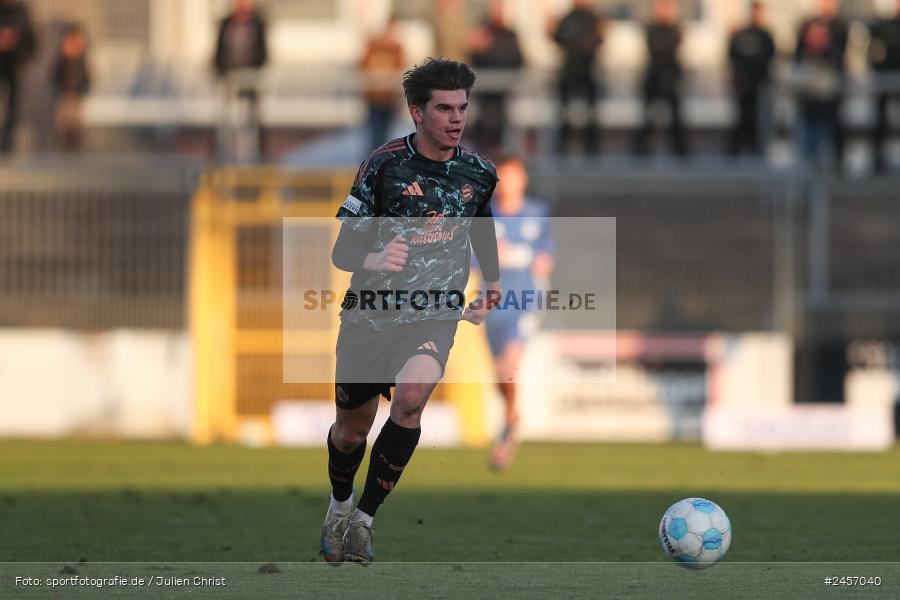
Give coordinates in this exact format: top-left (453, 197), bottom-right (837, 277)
top-left (1, 1), bottom-right (899, 447)
top-left (1, 0), bottom-right (899, 175)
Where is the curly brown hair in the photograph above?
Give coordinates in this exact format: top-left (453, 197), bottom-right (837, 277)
top-left (401, 57), bottom-right (476, 108)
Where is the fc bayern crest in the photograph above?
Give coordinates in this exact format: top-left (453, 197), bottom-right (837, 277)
top-left (461, 184), bottom-right (475, 202)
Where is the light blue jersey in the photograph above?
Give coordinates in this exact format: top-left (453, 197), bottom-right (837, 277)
top-left (492, 199), bottom-right (553, 295)
top-left (483, 198), bottom-right (553, 356)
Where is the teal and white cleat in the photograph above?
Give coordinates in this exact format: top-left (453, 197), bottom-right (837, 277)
top-left (321, 494), bottom-right (354, 566)
top-left (342, 518), bottom-right (375, 565)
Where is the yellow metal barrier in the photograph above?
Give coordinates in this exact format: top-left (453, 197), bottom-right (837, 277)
top-left (190, 167), bottom-right (490, 446)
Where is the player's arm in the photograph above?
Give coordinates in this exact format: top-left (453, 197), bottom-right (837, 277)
top-left (333, 157), bottom-right (408, 272)
top-left (332, 222), bottom-right (408, 273)
top-left (331, 223), bottom-right (371, 272)
top-left (470, 189), bottom-right (500, 284)
top-left (464, 193), bottom-right (502, 325)
top-left (532, 251), bottom-right (555, 282)
top-left (532, 210), bottom-right (555, 282)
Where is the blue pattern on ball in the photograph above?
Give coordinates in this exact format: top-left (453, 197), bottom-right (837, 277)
top-left (692, 499), bottom-right (716, 513)
top-left (702, 528), bottom-right (722, 550)
top-left (667, 517), bottom-right (688, 541)
top-left (675, 554), bottom-right (697, 564)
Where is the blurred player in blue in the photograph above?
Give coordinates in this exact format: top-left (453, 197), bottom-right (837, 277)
top-left (482, 155), bottom-right (554, 470)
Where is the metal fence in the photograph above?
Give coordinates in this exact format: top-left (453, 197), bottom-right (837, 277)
top-left (526, 165), bottom-right (900, 342)
top-left (0, 162), bottom-right (898, 343)
top-left (0, 159), bottom-right (200, 329)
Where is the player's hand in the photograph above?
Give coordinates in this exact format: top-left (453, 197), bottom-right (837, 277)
top-left (363, 234), bottom-right (408, 272)
top-left (462, 280), bottom-right (501, 325)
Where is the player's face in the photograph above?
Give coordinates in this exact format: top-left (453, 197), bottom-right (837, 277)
top-left (497, 160), bottom-right (527, 201)
top-left (412, 89), bottom-right (468, 151)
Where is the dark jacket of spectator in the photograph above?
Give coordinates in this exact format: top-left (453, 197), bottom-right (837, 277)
top-left (52, 42), bottom-right (90, 96)
top-left (214, 8), bottom-right (267, 76)
top-left (644, 23), bottom-right (683, 95)
top-left (470, 20), bottom-right (523, 71)
top-left (553, 6), bottom-right (602, 79)
top-left (869, 10), bottom-right (900, 170)
top-left (729, 24), bottom-right (775, 94)
top-left (0, 0), bottom-right (34, 76)
top-left (794, 15), bottom-right (848, 102)
top-left (869, 13), bottom-right (900, 72)
top-left (796, 16), bottom-right (848, 71)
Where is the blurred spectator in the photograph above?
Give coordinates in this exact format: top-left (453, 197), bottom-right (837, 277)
top-left (213, 0), bottom-right (268, 162)
top-left (51, 24), bottom-right (90, 152)
top-left (727, 2), bottom-right (775, 157)
top-left (469, 1), bottom-right (523, 152)
top-left (214, 0), bottom-right (267, 77)
top-left (794, 0), bottom-right (848, 168)
top-left (361, 17), bottom-right (405, 151)
top-left (635, 0), bottom-right (688, 156)
top-left (552, 0), bottom-right (604, 155)
top-left (434, 0), bottom-right (470, 62)
top-left (0, 0), bottom-right (34, 154)
top-left (868, 0), bottom-right (900, 172)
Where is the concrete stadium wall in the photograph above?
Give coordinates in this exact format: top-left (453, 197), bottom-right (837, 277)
top-left (0, 330), bottom-right (191, 439)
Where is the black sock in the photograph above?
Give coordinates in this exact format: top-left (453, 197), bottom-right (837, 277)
top-left (327, 426), bottom-right (366, 502)
top-left (356, 418), bottom-right (421, 517)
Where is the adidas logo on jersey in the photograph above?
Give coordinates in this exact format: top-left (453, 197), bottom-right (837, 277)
top-left (402, 181), bottom-right (425, 197)
top-left (417, 341), bottom-right (438, 352)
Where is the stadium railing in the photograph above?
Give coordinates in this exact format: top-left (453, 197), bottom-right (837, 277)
top-left (2, 162), bottom-right (897, 442)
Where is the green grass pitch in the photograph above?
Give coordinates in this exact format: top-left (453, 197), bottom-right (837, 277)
top-left (1, 440), bottom-right (899, 599)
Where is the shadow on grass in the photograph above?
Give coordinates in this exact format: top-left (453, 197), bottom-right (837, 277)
top-left (2, 489), bottom-right (899, 564)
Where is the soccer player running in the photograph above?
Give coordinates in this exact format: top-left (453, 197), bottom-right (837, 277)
top-left (480, 155), bottom-right (554, 470)
top-left (321, 58), bottom-right (501, 565)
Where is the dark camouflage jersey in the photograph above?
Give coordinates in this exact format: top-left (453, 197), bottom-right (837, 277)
top-left (335, 133), bottom-right (498, 331)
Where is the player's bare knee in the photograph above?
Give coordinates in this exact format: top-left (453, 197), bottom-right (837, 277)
top-left (401, 401), bottom-right (424, 419)
top-left (391, 392), bottom-right (427, 427)
top-left (333, 424), bottom-right (367, 452)
top-left (396, 395), bottom-right (425, 413)
top-left (395, 381), bottom-right (429, 402)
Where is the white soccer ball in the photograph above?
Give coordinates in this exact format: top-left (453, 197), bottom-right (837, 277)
top-left (658, 497), bottom-right (732, 569)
